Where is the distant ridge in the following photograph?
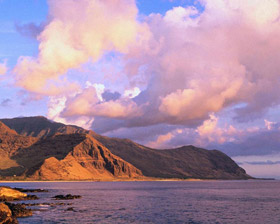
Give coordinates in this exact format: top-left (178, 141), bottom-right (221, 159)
top-left (0, 116), bottom-right (252, 180)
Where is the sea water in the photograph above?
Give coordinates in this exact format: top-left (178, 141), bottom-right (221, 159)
top-left (1, 180), bottom-right (280, 224)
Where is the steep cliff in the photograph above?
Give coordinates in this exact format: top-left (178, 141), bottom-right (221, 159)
top-left (0, 120), bottom-right (142, 180)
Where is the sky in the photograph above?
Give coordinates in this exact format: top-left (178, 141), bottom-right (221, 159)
top-left (0, 0), bottom-right (280, 179)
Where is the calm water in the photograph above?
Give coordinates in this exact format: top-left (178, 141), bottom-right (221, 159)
top-left (1, 180), bottom-right (280, 224)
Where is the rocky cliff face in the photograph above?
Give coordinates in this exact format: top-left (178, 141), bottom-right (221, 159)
top-left (0, 122), bottom-right (37, 173)
top-left (0, 116), bottom-right (252, 180)
top-left (21, 134), bottom-right (142, 180)
top-left (0, 120), bottom-right (142, 180)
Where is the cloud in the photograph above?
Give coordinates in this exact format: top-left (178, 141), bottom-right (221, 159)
top-left (104, 116), bottom-right (280, 162)
top-left (239, 163), bottom-right (280, 179)
top-left (124, 87), bottom-right (141, 98)
top-left (0, 99), bottom-right (11, 107)
top-left (13, 0), bottom-right (142, 95)
top-left (232, 153), bottom-right (280, 178)
top-left (147, 129), bottom-right (182, 149)
top-left (72, 0), bottom-right (280, 135)
top-left (47, 95), bottom-right (94, 129)
top-left (62, 86), bottom-right (141, 119)
top-left (102, 90), bottom-right (121, 102)
top-left (10, 0), bottom-right (280, 163)
top-left (0, 60), bottom-right (7, 75)
top-left (15, 22), bottom-right (45, 39)
top-left (51, 0), bottom-right (280, 140)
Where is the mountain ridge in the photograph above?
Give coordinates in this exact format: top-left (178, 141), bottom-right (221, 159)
top-left (0, 116), bottom-right (252, 180)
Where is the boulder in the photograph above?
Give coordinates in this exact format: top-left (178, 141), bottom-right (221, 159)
top-left (0, 187), bottom-right (38, 201)
top-left (52, 194), bottom-right (81, 200)
top-left (5, 202), bottom-right (32, 218)
top-left (0, 203), bottom-right (18, 224)
top-left (0, 187), bottom-right (26, 201)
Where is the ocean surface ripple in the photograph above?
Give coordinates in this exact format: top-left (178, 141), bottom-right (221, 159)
top-left (1, 180), bottom-right (280, 224)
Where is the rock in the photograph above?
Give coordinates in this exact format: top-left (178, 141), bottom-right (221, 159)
top-left (24, 195), bottom-right (39, 200)
top-left (0, 202), bottom-right (18, 224)
top-left (0, 187), bottom-right (27, 201)
top-left (66, 207), bottom-right (75, 211)
top-left (13, 188), bottom-right (48, 193)
top-left (5, 202), bottom-right (32, 218)
top-left (52, 194), bottom-right (81, 200)
top-left (0, 187), bottom-right (38, 202)
top-left (21, 202), bottom-right (72, 207)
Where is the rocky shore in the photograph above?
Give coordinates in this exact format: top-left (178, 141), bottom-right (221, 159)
top-left (0, 186), bottom-right (81, 223)
top-left (0, 187), bottom-right (34, 223)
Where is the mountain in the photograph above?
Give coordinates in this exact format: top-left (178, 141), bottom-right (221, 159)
top-left (0, 120), bottom-right (142, 180)
top-left (0, 116), bottom-right (85, 138)
top-left (0, 116), bottom-right (251, 180)
top-left (0, 122), bottom-right (37, 172)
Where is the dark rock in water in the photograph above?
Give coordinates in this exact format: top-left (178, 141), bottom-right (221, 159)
top-left (52, 194), bottom-right (81, 200)
top-left (25, 195), bottom-right (39, 200)
top-left (14, 188), bottom-right (48, 193)
top-left (0, 202), bottom-right (18, 224)
top-left (5, 202), bottom-right (33, 218)
top-left (66, 207), bottom-right (75, 211)
top-left (21, 202), bottom-right (72, 207)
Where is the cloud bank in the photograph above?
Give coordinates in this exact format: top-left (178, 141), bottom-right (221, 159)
top-left (11, 0), bottom-right (280, 163)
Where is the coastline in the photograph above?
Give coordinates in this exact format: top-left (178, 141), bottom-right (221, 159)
top-left (0, 178), bottom-right (268, 183)
top-left (0, 178), bottom-right (203, 183)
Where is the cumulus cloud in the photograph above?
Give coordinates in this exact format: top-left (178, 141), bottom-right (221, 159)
top-left (122, 0), bottom-right (280, 128)
top-left (0, 60), bottom-right (7, 75)
top-left (13, 0), bottom-right (142, 95)
top-left (11, 0), bottom-right (280, 162)
top-left (62, 86), bottom-right (141, 119)
top-left (74, 0), bottom-right (280, 136)
top-left (47, 95), bottom-right (94, 129)
top-left (55, 0), bottom-right (280, 147)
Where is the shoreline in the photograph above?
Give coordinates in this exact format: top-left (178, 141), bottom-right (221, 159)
top-left (0, 178), bottom-right (275, 183)
top-left (0, 178), bottom-right (203, 183)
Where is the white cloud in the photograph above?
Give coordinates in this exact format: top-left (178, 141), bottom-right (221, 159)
top-left (124, 87), bottom-right (141, 98)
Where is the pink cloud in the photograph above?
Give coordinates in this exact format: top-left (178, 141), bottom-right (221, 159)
top-left (62, 86), bottom-right (142, 119)
top-left (0, 60), bottom-right (7, 75)
top-left (118, 0), bottom-right (280, 128)
top-left (10, 0), bottom-right (280, 160)
top-left (14, 0), bottom-right (141, 95)
top-left (49, 0), bottom-right (280, 135)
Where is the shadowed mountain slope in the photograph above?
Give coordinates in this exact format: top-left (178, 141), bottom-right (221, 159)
top-left (13, 133), bottom-right (142, 180)
top-left (0, 122), bottom-right (37, 171)
top-left (0, 120), bottom-right (142, 180)
top-left (0, 116), bottom-right (251, 180)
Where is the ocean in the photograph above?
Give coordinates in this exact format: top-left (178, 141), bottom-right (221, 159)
top-left (1, 180), bottom-right (280, 224)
